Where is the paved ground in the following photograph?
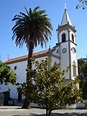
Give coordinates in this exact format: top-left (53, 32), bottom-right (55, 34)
top-left (0, 105), bottom-right (87, 116)
top-left (0, 103), bottom-right (87, 116)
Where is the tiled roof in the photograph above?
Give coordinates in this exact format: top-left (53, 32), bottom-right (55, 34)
top-left (4, 50), bottom-right (49, 64)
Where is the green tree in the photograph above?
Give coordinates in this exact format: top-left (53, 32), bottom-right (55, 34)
top-left (76, 0), bottom-right (87, 9)
top-left (12, 6), bottom-right (52, 108)
top-left (78, 58), bottom-right (87, 99)
top-left (0, 61), bottom-right (16, 85)
top-left (20, 58), bottom-right (82, 116)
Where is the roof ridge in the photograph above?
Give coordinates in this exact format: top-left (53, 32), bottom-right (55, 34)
top-left (3, 49), bottom-right (49, 64)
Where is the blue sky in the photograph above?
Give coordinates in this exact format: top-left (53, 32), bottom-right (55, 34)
top-left (0, 0), bottom-right (87, 61)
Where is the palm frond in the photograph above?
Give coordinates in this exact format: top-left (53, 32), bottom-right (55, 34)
top-left (12, 6), bottom-right (53, 49)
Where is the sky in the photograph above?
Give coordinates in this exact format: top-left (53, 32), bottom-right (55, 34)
top-left (0, 0), bottom-right (87, 61)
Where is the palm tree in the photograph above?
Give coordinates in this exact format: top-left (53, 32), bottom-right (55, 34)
top-left (12, 6), bottom-right (52, 108)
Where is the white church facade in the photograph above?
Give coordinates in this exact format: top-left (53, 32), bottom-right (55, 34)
top-left (2, 7), bottom-right (78, 100)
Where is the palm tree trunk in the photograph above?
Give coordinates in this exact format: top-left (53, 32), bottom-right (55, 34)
top-left (22, 40), bottom-right (34, 109)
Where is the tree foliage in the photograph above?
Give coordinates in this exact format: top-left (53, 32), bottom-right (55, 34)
top-left (12, 6), bottom-right (52, 108)
top-left (20, 58), bottom-right (82, 116)
top-left (76, 0), bottom-right (87, 9)
top-left (0, 61), bottom-right (16, 85)
top-left (78, 58), bottom-right (87, 99)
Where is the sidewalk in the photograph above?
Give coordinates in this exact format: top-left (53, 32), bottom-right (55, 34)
top-left (0, 107), bottom-right (87, 116)
top-left (0, 102), bottom-right (87, 116)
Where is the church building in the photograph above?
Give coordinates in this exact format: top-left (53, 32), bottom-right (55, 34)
top-left (2, 7), bottom-right (78, 100)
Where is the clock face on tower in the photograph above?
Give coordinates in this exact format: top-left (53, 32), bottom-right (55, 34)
top-left (62, 48), bottom-right (67, 53)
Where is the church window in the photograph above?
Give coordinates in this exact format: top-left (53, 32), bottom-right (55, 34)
top-left (54, 62), bottom-right (57, 65)
top-left (56, 49), bottom-right (59, 53)
top-left (71, 47), bottom-right (76, 54)
top-left (72, 34), bottom-right (74, 42)
top-left (73, 61), bottom-right (76, 76)
top-left (14, 66), bottom-right (17, 70)
top-left (62, 33), bottom-right (66, 42)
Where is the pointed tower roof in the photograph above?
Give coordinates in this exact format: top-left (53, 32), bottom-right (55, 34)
top-left (61, 5), bottom-right (72, 26)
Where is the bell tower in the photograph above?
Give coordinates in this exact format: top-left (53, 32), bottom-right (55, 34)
top-left (57, 6), bottom-right (78, 80)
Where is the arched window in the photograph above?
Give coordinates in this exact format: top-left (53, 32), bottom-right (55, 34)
top-left (71, 47), bottom-right (76, 54)
top-left (73, 61), bottom-right (76, 76)
top-left (56, 49), bottom-right (59, 54)
top-left (72, 34), bottom-right (74, 42)
top-left (62, 33), bottom-right (66, 42)
top-left (54, 62), bottom-right (57, 65)
top-left (14, 66), bottom-right (17, 70)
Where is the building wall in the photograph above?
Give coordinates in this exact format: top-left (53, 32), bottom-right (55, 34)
top-left (1, 56), bottom-right (52, 99)
top-left (57, 20), bottom-right (78, 81)
top-left (5, 60), bottom-right (27, 99)
top-left (70, 42), bottom-right (78, 80)
top-left (59, 41), bottom-right (70, 79)
top-left (32, 56), bottom-right (47, 69)
top-left (51, 56), bottom-right (59, 66)
top-left (52, 46), bottom-right (59, 57)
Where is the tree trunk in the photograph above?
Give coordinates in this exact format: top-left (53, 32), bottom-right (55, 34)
top-left (46, 109), bottom-right (51, 116)
top-left (22, 40), bottom-right (34, 109)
